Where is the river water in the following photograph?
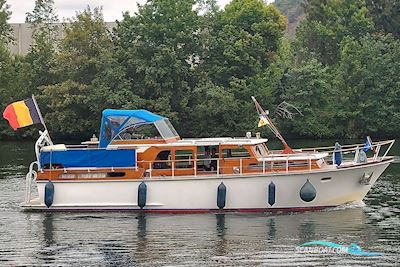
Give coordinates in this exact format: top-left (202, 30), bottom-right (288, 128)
top-left (0, 140), bottom-right (399, 266)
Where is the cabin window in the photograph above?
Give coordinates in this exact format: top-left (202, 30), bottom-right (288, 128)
top-left (107, 172), bottom-right (126, 177)
top-left (268, 160), bottom-right (309, 170)
top-left (118, 123), bottom-right (161, 140)
top-left (175, 150), bottom-right (193, 169)
top-left (197, 146), bottom-right (219, 171)
top-left (103, 116), bottom-right (128, 141)
top-left (104, 122), bottom-right (112, 141)
top-left (288, 161), bottom-right (309, 168)
top-left (316, 158), bottom-right (325, 168)
top-left (222, 148), bottom-right (250, 158)
top-left (153, 150), bottom-right (171, 169)
top-left (253, 144), bottom-right (269, 157)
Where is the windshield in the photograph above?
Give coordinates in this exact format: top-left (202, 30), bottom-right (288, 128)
top-left (114, 123), bottom-right (162, 140)
top-left (99, 110), bottom-right (180, 147)
top-left (253, 143), bottom-right (269, 157)
top-left (105, 118), bottom-right (180, 144)
top-left (154, 119), bottom-right (179, 140)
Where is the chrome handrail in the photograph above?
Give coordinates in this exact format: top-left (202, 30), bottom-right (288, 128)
top-left (301, 139), bottom-right (394, 153)
top-left (136, 139), bottom-right (395, 178)
top-left (25, 161), bottom-right (38, 203)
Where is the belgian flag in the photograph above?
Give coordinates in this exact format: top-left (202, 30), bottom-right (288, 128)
top-left (3, 97), bottom-right (42, 130)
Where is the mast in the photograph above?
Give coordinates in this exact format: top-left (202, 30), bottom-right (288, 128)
top-left (32, 94), bottom-right (53, 145)
top-left (251, 96), bottom-right (293, 154)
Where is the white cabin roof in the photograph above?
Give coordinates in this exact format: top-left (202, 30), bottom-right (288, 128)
top-left (174, 137), bottom-right (269, 146)
top-left (109, 137), bottom-right (269, 149)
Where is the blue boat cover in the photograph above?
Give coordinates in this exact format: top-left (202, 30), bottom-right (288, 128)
top-left (40, 149), bottom-right (136, 168)
top-left (102, 109), bottom-right (164, 122)
top-left (99, 109), bottom-right (165, 148)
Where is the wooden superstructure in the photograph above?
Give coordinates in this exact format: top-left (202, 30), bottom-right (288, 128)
top-left (36, 137), bottom-right (328, 181)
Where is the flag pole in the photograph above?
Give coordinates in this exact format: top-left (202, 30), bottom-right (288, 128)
top-left (31, 94), bottom-right (52, 143)
top-left (251, 96), bottom-right (293, 154)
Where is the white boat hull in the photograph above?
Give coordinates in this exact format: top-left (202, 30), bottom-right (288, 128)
top-left (22, 160), bottom-right (391, 212)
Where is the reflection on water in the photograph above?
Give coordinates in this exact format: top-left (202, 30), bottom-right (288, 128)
top-left (0, 140), bottom-right (399, 266)
top-left (215, 214), bottom-right (227, 255)
top-left (267, 217), bottom-right (276, 241)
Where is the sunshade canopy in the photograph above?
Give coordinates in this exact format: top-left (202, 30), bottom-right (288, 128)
top-left (99, 109), bottom-right (178, 148)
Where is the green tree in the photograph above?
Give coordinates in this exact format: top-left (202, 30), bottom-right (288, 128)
top-left (0, 0), bottom-right (12, 43)
top-left (335, 34), bottom-right (400, 138)
top-left (281, 58), bottom-right (337, 138)
top-left (366, 0), bottom-right (400, 38)
top-left (0, 0), bottom-right (15, 138)
top-left (197, 0), bottom-right (287, 136)
top-left (206, 0), bottom-right (287, 84)
top-left (25, 0), bottom-right (59, 93)
top-left (285, 0), bottom-right (400, 139)
top-left (188, 80), bottom-right (238, 137)
top-left (40, 7), bottom-right (134, 139)
top-left (296, 0), bottom-right (374, 65)
top-left (275, 0), bottom-right (304, 23)
top-left (0, 0), bottom-right (12, 97)
top-left (274, 0), bottom-right (304, 37)
top-left (114, 0), bottom-right (202, 135)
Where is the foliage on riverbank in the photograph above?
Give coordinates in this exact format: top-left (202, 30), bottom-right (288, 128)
top-left (0, 0), bottom-right (399, 141)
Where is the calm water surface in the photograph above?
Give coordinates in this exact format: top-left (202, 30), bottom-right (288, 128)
top-left (0, 140), bottom-right (399, 266)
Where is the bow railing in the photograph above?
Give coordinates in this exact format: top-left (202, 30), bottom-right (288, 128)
top-left (300, 139), bottom-right (395, 165)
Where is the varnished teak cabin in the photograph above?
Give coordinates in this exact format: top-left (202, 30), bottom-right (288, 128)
top-left (37, 110), bottom-right (325, 181)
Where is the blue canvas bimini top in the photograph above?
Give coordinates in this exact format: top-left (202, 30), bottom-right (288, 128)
top-left (102, 109), bottom-right (165, 122)
top-left (98, 109), bottom-right (168, 148)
